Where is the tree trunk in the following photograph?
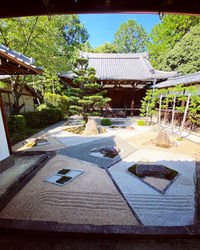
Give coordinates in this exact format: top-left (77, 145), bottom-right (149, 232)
top-left (52, 79), bottom-right (55, 94)
top-left (164, 101), bottom-right (168, 122)
top-left (146, 101), bottom-right (149, 126)
top-left (179, 94), bottom-right (191, 137)
top-left (11, 75), bottom-right (26, 114)
top-left (171, 96), bottom-right (176, 134)
top-left (158, 94), bottom-right (162, 128)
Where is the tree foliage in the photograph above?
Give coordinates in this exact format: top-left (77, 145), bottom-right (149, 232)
top-left (92, 42), bottom-right (117, 53)
top-left (147, 15), bottom-right (200, 68)
top-left (68, 57), bottom-right (111, 121)
top-left (155, 24), bottom-right (200, 75)
top-left (140, 85), bottom-right (200, 134)
top-left (113, 19), bottom-right (149, 53)
top-left (0, 15), bottom-right (88, 114)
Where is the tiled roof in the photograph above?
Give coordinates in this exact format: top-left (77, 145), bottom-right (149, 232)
top-left (155, 71), bottom-right (200, 88)
top-left (80, 52), bottom-right (178, 81)
top-left (0, 44), bottom-right (42, 72)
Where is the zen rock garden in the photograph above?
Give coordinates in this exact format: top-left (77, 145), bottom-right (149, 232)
top-left (1, 116), bottom-right (198, 232)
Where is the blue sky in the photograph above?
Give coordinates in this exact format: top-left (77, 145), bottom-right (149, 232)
top-left (79, 14), bottom-right (160, 48)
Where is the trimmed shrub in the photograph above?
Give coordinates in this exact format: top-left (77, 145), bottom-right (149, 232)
top-left (7, 115), bottom-right (26, 133)
top-left (101, 118), bottom-right (112, 126)
top-left (22, 108), bottom-right (62, 129)
top-left (44, 93), bottom-right (69, 116)
top-left (137, 120), bottom-right (146, 126)
top-left (36, 104), bottom-right (48, 111)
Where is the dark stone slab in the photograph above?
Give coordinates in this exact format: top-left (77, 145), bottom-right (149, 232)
top-left (136, 164), bottom-right (170, 178)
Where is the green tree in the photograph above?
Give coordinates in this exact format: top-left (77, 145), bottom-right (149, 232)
top-left (113, 19), bottom-right (149, 53)
top-left (156, 24), bottom-right (200, 75)
top-left (68, 57), bottom-right (111, 122)
top-left (0, 15), bottom-right (88, 114)
top-left (92, 42), bottom-right (117, 53)
top-left (148, 15), bottom-right (200, 68)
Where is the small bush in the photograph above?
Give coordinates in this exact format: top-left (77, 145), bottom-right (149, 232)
top-left (82, 120), bottom-right (86, 126)
top-left (22, 108), bottom-right (62, 129)
top-left (7, 115), bottom-right (26, 133)
top-left (44, 93), bottom-right (69, 116)
top-left (137, 120), bottom-right (145, 126)
top-left (101, 118), bottom-right (112, 126)
top-left (36, 104), bottom-right (48, 111)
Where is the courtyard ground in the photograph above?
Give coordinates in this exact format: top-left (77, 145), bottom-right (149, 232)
top-left (0, 116), bottom-right (200, 248)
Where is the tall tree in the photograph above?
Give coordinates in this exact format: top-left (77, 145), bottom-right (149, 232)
top-left (92, 42), bottom-right (117, 53)
top-left (113, 19), bottom-right (149, 53)
top-left (0, 15), bottom-right (88, 114)
top-left (68, 57), bottom-right (110, 122)
top-left (156, 24), bottom-right (200, 75)
top-left (147, 15), bottom-right (200, 68)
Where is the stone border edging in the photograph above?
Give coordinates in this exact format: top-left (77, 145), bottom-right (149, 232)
top-left (0, 150), bottom-right (56, 212)
top-left (0, 218), bottom-right (200, 236)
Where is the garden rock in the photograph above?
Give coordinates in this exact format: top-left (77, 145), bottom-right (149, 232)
top-left (98, 126), bottom-right (106, 134)
top-left (91, 146), bottom-right (120, 156)
top-left (126, 126), bottom-right (135, 130)
top-left (152, 131), bottom-right (171, 148)
top-left (83, 119), bottom-right (98, 136)
top-left (136, 164), bottom-right (170, 178)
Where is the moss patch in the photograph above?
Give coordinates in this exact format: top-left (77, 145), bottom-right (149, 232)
top-left (64, 126), bottom-right (85, 134)
top-left (137, 120), bottom-right (145, 126)
top-left (56, 176), bottom-right (72, 184)
top-left (57, 169), bottom-right (70, 175)
top-left (177, 138), bottom-right (183, 141)
top-left (110, 125), bottom-right (119, 128)
top-left (128, 164), bottom-right (178, 180)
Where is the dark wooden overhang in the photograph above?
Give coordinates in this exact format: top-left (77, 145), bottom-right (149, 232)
top-left (60, 76), bottom-right (152, 90)
top-left (97, 79), bottom-right (152, 88)
top-left (0, 0), bottom-right (200, 18)
top-left (0, 50), bottom-right (42, 75)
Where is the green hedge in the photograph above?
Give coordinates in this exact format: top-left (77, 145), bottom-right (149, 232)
top-left (22, 108), bottom-right (62, 129)
top-left (101, 118), bottom-right (112, 126)
top-left (7, 115), bottom-right (26, 133)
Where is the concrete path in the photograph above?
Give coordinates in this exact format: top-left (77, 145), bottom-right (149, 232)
top-left (109, 149), bottom-right (196, 226)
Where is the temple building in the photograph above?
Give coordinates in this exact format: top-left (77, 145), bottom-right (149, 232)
top-left (61, 52), bottom-right (178, 117)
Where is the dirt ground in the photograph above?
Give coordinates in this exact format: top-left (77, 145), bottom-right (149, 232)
top-left (128, 131), bottom-right (200, 160)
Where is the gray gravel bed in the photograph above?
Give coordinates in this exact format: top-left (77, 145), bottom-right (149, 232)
top-left (58, 136), bottom-right (137, 168)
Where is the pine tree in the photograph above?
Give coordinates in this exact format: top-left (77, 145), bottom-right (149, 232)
top-left (68, 57), bottom-right (111, 122)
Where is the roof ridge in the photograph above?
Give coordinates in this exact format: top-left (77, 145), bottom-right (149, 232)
top-left (0, 43), bottom-right (35, 66)
top-left (81, 51), bottom-right (149, 59)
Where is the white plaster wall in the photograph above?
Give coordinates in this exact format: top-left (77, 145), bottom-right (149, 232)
top-left (0, 108), bottom-right (10, 161)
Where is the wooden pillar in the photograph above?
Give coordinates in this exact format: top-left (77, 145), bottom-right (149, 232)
top-left (181, 99), bottom-right (185, 107)
top-left (164, 101), bottom-right (169, 122)
top-left (130, 87), bottom-right (136, 117)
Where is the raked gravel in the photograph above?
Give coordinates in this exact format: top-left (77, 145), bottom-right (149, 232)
top-left (109, 149), bottom-right (196, 226)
